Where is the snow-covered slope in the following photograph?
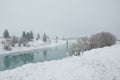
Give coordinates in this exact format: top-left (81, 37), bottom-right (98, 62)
top-left (0, 43), bottom-right (120, 80)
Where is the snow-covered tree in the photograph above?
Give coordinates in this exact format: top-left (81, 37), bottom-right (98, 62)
top-left (36, 33), bottom-right (40, 40)
top-left (26, 32), bottom-right (30, 41)
top-left (30, 31), bottom-right (34, 40)
top-left (22, 31), bottom-right (26, 38)
top-left (42, 33), bottom-right (48, 42)
top-left (18, 37), bottom-right (28, 46)
top-left (56, 36), bottom-right (58, 43)
top-left (22, 31), bottom-right (34, 41)
top-left (3, 29), bottom-right (10, 38)
top-left (11, 36), bottom-right (18, 47)
top-left (18, 38), bottom-right (22, 47)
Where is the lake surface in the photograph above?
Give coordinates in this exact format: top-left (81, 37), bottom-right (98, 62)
top-left (0, 41), bottom-right (74, 71)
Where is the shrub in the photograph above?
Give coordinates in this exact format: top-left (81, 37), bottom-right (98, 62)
top-left (90, 32), bottom-right (116, 49)
top-left (1, 40), bottom-right (12, 50)
top-left (69, 32), bottom-right (117, 56)
top-left (69, 37), bottom-right (91, 56)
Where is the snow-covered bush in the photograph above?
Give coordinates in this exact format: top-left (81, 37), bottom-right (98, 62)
top-left (1, 40), bottom-right (12, 50)
top-left (90, 32), bottom-right (116, 49)
top-left (69, 43), bottom-right (79, 56)
top-left (69, 32), bottom-right (116, 56)
top-left (69, 37), bottom-right (91, 56)
top-left (77, 37), bottom-right (91, 51)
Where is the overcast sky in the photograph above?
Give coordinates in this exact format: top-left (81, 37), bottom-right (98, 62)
top-left (0, 0), bottom-right (120, 38)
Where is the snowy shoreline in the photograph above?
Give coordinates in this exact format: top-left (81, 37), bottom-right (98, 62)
top-left (0, 43), bottom-right (120, 80)
top-left (0, 39), bottom-right (66, 55)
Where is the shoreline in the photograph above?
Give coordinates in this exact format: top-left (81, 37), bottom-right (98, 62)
top-left (0, 40), bottom-right (66, 55)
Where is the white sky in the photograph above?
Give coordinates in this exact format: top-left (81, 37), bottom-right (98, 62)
top-left (0, 0), bottom-right (120, 38)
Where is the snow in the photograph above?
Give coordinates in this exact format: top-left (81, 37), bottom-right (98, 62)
top-left (0, 42), bottom-right (120, 80)
top-left (0, 39), bottom-right (66, 54)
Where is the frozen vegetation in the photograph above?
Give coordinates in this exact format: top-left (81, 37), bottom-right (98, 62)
top-left (0, 39), bottom-right (66, 54)
top-left (69, 32), bottom-right (116, 56)
top-left (0, 29), bottom-right (66, 54)
top-left (0, 41), bottom-right (120, 80)
top-left (0, 30), bottom-right (119, 80)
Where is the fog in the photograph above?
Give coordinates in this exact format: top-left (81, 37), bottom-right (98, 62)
top-left (0, 0), bottom-right (120, 38)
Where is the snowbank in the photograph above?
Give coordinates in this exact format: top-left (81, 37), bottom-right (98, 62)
top-left (0, 43), bottom-right (120, 80)
top-left (0, 39), bottom-right (66, 54)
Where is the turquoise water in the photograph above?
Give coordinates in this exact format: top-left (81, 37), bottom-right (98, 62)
top-left (0, 43), bottom-right (72, 71)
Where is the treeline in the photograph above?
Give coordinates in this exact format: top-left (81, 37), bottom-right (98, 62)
top-left (2, 29), bottom-right (49, 50)
top-left (69, 32), bottom-right (117, 56)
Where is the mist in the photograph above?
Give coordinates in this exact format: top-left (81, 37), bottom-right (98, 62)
top-left (0, 0), bottom-right (120, 38)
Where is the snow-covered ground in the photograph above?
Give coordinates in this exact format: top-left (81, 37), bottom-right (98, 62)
top-left (0, 39), bottom-right (66, 54)
top-left (0, 42), bottom-right (120, 80)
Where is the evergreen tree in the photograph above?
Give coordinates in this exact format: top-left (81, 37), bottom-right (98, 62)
top-left (56, 36), bottom-right (58, 43)
top-left (3, 29), bottom-right (9, 38)
top-left (26, 32), bottom-right (30, 40)
top-left (42, 33), bottom-right (47, 42)
top-left (36, 33), bottom-right (40, 40)
top-left (18, 37), bottom-right (28, 46)
top-left (30, 31), bottom-right (34, 40)
top-left (22, 31), bottom-right (26, 38)
top-left (12, 35), bottom-right (18, 47)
